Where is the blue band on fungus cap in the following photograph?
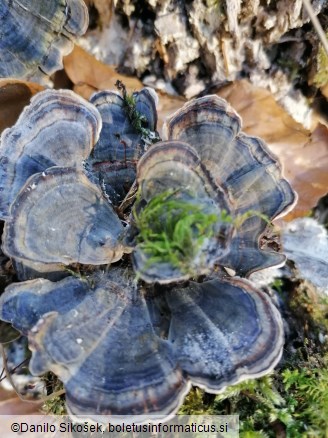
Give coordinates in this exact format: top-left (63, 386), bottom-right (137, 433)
top-left (0, 277), bottom-right (89, 335)
top-left (2, 167), bottom-right (126, 265)
top-left (88, 88), bottom-right (159, 205)
top-left (0, 90), bottom-right (102, 219)
top-left (0, 0), bottom-right (88, 79)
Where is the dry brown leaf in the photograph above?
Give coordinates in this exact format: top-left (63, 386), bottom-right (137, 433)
top-left (63, 45), bottom-right (142, 99)
top-left (0, 387), bottom-right (15, 403)
top-left (0, 395), bottom-right (41, 414)
top-left (93, 0), bottom-right (113, 27)
top-left (0, 80), bottom-right (44, 134)
top-left (63, 46), bottom-right (186, 129)
top-left (156, 91), bottom-right (186, 132)
top-left (217, 80), bottom-right (328, 220)
top-left (73, 82), bottom-right (99, 100)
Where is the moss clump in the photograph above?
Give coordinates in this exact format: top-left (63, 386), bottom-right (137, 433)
top-left (236, 363), bottom-right (328, 437)
top-left (133, 188), bottom-right (272, 275)
top-left (178, 388), bottom-right (216, 415)
top-left (133, 190), bottom-right (230, 274)
top-left (41, 372), bottom-right (66, 415)
top-left (179, 365), bottom-right (328, 437)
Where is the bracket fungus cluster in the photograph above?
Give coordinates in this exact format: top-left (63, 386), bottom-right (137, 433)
top-left (0, 87), bottom-right (296, 422)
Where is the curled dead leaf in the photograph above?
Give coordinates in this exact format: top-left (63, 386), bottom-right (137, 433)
top-left (0, 80), bottom-right (44, 134)
top-left (63, 45), bottom-right (142, 99)
top-left (89, 0), bottom-right (113, 27)
top-left (156, 91), bottom-right (186, 130)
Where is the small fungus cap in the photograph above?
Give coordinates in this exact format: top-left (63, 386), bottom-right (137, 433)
top-left (163, 95), bottom-right (297, 277)
top-left (89, 88), bottom-right (159, 205)
top-left (2, 167), bottom-right (125, 265)
top-left (132, 140), bottom-right (233, 284)
top-left (0, 0), bottom-right (88, 80)
top-left (0, 89), bottom-right (102, 219)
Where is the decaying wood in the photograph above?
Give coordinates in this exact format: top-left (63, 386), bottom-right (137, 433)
top-left (82, 0), bottom-right (326, 98)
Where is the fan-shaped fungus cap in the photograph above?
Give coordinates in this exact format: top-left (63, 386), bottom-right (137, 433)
top-left (0, 89), bottom-right (102, 219)
top-left (0, 269), bottom-right (283, 421)
top-left (0, 276), bottom-right (90, 335)
top-left (2, 167), bottom-right (125, 265)
top-left (166, 276), bottom-right (283, 391)
top-left (132, 140), bottom-right (233, 284)
top-left (0, 269), bottom-right (188, 422)
top-left (0, 0), bottom-right (88, 79)
top-left (90, 88), bottom-right (158, 162)
top-left (89, 88), bottom-right (159, 204)
top-left (163, 95), bottom-right (297, 277)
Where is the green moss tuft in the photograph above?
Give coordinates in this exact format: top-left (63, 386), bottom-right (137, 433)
top-left (133, 189), bottom-right (230, 274)
top-left (115, 80), bottom-right (160, 144)
top-left (41, 372), bottom-right (66, 415)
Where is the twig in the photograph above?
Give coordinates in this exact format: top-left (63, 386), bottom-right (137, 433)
top-left (0, 358), bottom-right (29, 383)
top-left (302, 0), bottom-right (328, 56)
top-left (0, 343), bottom-right (65, 403)
top-left (118, 180), bottom-right (138, 214)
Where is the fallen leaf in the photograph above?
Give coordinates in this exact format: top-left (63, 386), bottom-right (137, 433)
top-left (63, 45), bottom-right (142, 99)
top-left (0, 80), bottom-right (44, 134)
top-left (73, 82), bottom-right (99, 100)
top-left (218, 80), bottom-right (328, 219)
top-left (0, 387), bottom-right (16, 403)
top-left (156, 91), bottom-right (186, 133)
top-left (92, 0), bottom-right (113, 27)
top-left (0, 395), bottom-right (41, 414)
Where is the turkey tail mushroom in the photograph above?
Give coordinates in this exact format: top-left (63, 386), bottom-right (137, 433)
top-left (0, 0), bottom-right (88, 80)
